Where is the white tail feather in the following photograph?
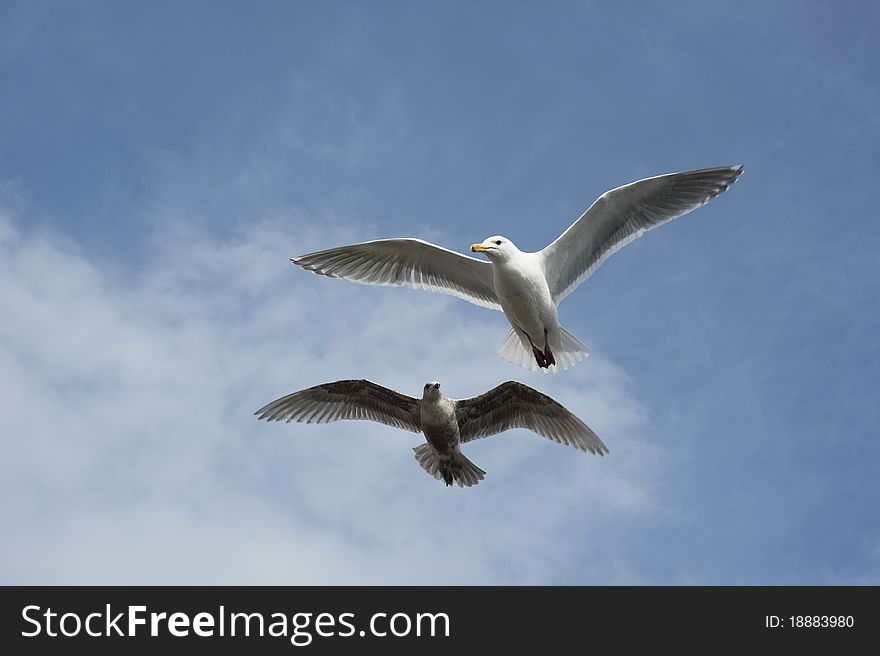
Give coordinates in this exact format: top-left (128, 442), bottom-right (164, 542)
top-left (497, 328), bottom-right (535, 370)
top-left (557, 325), bottom-right (591, 370)
top-left (497, 325), bottom-right (590, 373)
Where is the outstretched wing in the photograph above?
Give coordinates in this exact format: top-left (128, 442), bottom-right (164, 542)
top-left (542, 165), bottom-right (743, 302)
top-left (292, 238), bottom-right (501, 310)
top-left (255, 379), bottom-right (422, 433)
top-left (455, 381), bottom-right (607, 454)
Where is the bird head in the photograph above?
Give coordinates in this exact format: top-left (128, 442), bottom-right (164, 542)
top-left (423, 381), bottom-right (442, 398)
top-left (470, 236), bottom-right (519, 262)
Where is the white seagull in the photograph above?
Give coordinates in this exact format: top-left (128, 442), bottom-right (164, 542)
top-left (293, 165), bottom-right (743, 372)
top-left (256, 379), bottom-right (607, 488)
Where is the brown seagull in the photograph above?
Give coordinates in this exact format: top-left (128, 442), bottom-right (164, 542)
top-left (256, 379), bottom-right (607, 487)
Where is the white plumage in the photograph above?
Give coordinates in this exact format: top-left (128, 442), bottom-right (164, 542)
top-left (256, 379), bottom-right (607, 488)
top-left (293, 165), bottom-right (743, 371)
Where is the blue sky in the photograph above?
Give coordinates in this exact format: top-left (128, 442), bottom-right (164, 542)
top-left (1, 1), bottom-right (878, 584)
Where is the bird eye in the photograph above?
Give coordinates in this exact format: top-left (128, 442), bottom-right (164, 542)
top-left (495, 240), bottom-right (502, 245)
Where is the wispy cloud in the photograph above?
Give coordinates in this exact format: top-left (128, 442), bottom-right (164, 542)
top-left (0, 203), bottom-right (659, 584)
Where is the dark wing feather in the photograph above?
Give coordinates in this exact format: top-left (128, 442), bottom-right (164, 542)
top-left (255, 379), bottom-right (422, 433)
top-left (542, 165), bottom-right (743, 302)
top-left (455, 381), bottom-right (607, 454)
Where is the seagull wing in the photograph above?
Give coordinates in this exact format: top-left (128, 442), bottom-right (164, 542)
top-left (455, 381), bottom-right (607, 454)
top-left (255, 379), bottom-right (422, 433)
top-left (541, 165), bottom-right (743, 303)
top-left (292, 238), bottom-right (501, 310)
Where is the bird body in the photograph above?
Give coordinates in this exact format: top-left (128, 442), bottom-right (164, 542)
top-left (256, 379), bottom-right (607, 487)
top-left (492, 250), bottom-right (557, 341)
top-left (484, 242), bottom-right (564, 369)
top-left (419, 384), bottom-right (459, 455)
top-left (418, 383), bottom-right (481, 486)
top-left (293, 165), bottom-right (743, 371)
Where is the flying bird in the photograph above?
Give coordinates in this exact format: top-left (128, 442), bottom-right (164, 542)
top-left (255, 379), bottom-right (607, 488)
top-left (292, 165), bottom-right (743, 372)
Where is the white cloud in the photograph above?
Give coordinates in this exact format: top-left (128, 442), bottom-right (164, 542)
top-left (0, 203), bottom-right (662, 584)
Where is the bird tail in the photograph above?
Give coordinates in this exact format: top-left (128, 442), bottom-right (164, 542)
top-left (556, 325), bottom-right (591, 370)
top-left (497, 325), bottom-right (590, 373)
top-left (413, 443), bottom-right (486, 488)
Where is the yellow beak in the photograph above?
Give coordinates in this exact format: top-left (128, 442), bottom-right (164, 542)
top-left (471, 244), bottom-right (488, 253)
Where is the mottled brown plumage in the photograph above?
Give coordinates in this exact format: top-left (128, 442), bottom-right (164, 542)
top-left (256, 379), bottom-right (607, 487)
